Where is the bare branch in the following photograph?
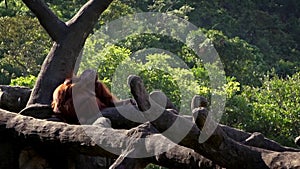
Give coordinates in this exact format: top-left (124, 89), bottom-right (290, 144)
top-left (66, 0), bottom-right (113, 40)
top-left (21, 0), bottom-right (114, 107)
top-left (22, 0), bottom-right (68, 42)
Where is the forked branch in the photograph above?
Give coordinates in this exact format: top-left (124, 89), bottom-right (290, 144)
top-left (22, 0), bottom-right (68, 42)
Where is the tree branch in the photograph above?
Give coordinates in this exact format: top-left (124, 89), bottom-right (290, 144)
top-left (66, 0), bottom-right (113, 40)
top-left (0, 108), bottom-right (221, 169)
top-left (21, 0), bottom-right (114, 107)
top-left (128, 75), bottom-right (300, 169)
top-left (1, 82), bottom-right (300, 168)
top-left (1, 85), bottom-right (298, 152)
top-left (22, 0), bottom-right (68, 42)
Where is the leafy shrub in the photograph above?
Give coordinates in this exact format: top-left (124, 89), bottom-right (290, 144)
top-left (224, 72), bottom-right (300, 146)
top-left (0, 16), bottom-right (51, 84)
top-left (80, 43), bottom-right (205, 113)
top-left (204, 29), bottom-right (268, 86)
top-left (10, 75), bottom-right (37, 88)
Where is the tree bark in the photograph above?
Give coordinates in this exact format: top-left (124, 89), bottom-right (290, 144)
top-left (0, 85), bottom-right (31, 112)
top-left (1, 83), bottom-right (300, 168)
top-left (22, 0), bottom-right (68, 42)
top-left (128, 75), bottom-right (300, 169)
top-left (21, 0), bottom-right (113, 107)
top-left (1, 101), bottom-right (300, 168)
top-left (1, 85), bottom-right (298, 152)
top-left (6, 0), bottom-right (298, 168)
top-left (0, 108), bottom-right (220, 169)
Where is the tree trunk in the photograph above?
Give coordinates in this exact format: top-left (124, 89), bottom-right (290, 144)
top-left (21, 0), bottom-right (113, 108)
top-left (3, 0), bottom-right (300, 168)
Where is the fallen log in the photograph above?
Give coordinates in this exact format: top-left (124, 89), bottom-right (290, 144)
top-left (0, 108), bottom-right (220, 169)
top-left (128, 75), bottom-right (300, 169)
top-left (1, 84), bottom-right (299, 168)
top-left (0, 85), bottom-right (298, 152)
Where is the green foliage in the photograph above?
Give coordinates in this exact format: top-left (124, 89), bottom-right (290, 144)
top-left (1, 0), bottom-right (299, 148)
top-left (139, 53), bottom-right (200, 113)
top-left (10, 75), bottom-right (36, 88)
top-left (117, 28), bottom-right (269, 86)
top-left (80, 44), bottom-right (202, 114)
top-left (0, 0), bottom-right (87, 20)
top-left (222, 77), bottom-right (252, 129)
top-left (204, 29), bottom-right (268, 86)
top-left (224, 77), bottom-right (240, 98)
top-left (148, 0), bottom-right (194, 19)
top-left (45, 0), bottom-right (86, 21)
top-left (191, 65), bottom-right (210, 97)
top-left (120, 31), bottom-right (211, 73)
top-left (187, 0), bottom-right (300, 78)
top-left (145, 164), bottom-right (167, 169)
top-left (247, 73), bottom-right (300, 146)
top-left (118, 34), bottom-right (198, 68)
top-left (223, 72), bottom-right (300, 146)
top-left (0, 66), bottom-right (12, 85)
top-left (79, 44), bottom-right (131, 83)
top-left (99, 0), bottom-right (135, 25)
top-left (0, 0), bottom-right (31, 17)
top-left (0, 16), bottom-right (51, 84)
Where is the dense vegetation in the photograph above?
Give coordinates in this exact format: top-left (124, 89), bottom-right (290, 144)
top-left (0, 0), bottom-right (299, 148)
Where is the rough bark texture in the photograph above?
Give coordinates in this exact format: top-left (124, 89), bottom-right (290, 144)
top-left (3, 0), bottom-right (300, 168)
top-left (22, 0), bottom-right (68, 42)
top-left (127, 75), bottom-right (300, 169)
top-left (0, 85), bottom-right (31, 112)
top-left (1, 86), bottom-right (298, 153)
top-left (21, 0), bottom-right (113, 107)
top-left (0, 108), bottom-right (220, 169)
top-left (0, 83), bottom-right (300, 168)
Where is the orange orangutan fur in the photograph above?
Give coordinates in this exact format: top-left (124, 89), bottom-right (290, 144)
top-left (51, 77), bottom-right (117, 124)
